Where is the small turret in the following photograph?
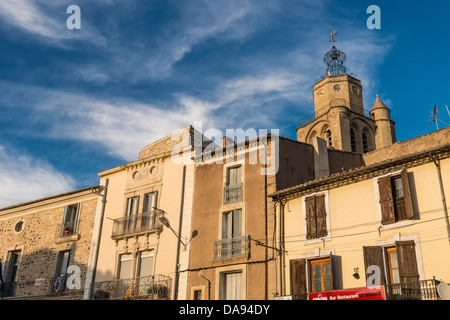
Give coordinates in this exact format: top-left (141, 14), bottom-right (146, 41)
top-left (370, 95), bottom-right (396, 149)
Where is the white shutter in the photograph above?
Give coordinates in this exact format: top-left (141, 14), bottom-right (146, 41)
top-left (139, 251), bottom-right (154, 278)
top-left (119, 254), bottom-right (132, 280)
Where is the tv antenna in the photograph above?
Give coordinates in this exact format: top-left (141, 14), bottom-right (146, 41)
top-left (429, 105), bottom-right (450, 130)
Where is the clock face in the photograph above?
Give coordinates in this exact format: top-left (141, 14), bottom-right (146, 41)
top-left (352, 85), bottom-right (360, 95)
top-left (334, 84), bottom-right (341, 92)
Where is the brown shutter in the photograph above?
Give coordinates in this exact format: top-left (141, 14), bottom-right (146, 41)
top-left (305, 196), bottom-right (316, 239)
top-left (363, 246), bottom-right (386, 285)
top-left (400, 169), bottom-right (414, 220)
top-left (315, 194), bottom-right (327, 238)
top-left (396, 240), bottom-right (419, 283)
top-left (378, 177), bottom-right (395, 225)
top-left (290, 259), bottom-right (307, 296)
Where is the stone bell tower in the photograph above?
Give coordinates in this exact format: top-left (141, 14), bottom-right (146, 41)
top-left (297, 31), bottom-right (393, 153)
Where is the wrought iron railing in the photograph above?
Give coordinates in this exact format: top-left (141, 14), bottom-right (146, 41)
top-left (385, 278), bottom-right (441, 300)
top-left (213, 235), bottom-right (250, 260)
top-left (223, 183), bottom-right (243, 204)
top-left (298, 99), bottom-right (372, 127)
top-left (111, 210), bottom-right (164, 238)
top-left (92, 275), bottom-right (172, 300)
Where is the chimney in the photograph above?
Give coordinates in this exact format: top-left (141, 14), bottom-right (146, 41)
top-left (222, 136), bottom-right (234, 147)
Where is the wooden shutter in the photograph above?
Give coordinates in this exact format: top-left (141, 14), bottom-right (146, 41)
top-left (363, 246), bottom-right (386, 285)
top-left (400, 169), bottom-right (414, 220)
top-left (290, 259), bottom-right (307, 296)
top-left (396, 240), bottom-right (419, 283)
top-left (378, 177), bottom-right (395, 225)
top-left (305, 196), bottom-right (316, 239)
top-left (315, 195), bottom-right (327, 238)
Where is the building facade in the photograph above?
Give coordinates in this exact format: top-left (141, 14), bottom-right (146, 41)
top-left (0, 187), bottom-right (99, 299)
top-left (269, 126), bottom-right (450, 300)
top-left (184, 131), bottom-right (363, 300)
top-left (83, 126), bottom-right (209, 300)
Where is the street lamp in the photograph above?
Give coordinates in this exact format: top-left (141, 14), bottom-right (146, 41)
top-left (159, 215), bottom-right (198, 248)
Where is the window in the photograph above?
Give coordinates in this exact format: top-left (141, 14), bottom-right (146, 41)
top-left (126, 196), bottom-right (139, 216)
top-left (137, 251), bottom-right (154, 278)
top-left (305, 194), bottom-right (327, 239)
top-left (362, 131), bottom-right (369, 153)
top-left (325, 130), bottom-right (332, 147)
top-left (61, 203), bottom-right (80, 236)
top-left (118, 254), bottom-right (133, 280)
top-left (5, 250), bottom-right (21, 297)
top-left (289, 254), bottom-right (334, 295)
top-left (222, 209), bottom-right (242, 239)
top-left (377, 169), bottom-right (414, 225)
top-left (363, 240), bottom-right (419, 286)
top-left (125, 196), bottom-right (139, 232)
top-left (386, 247), bottom-right (400, 285)
top-left (55, 250), bottom-right (71, 276)
top-left (224, 166), bottom-right (242, 204)
top-left (220, 271), bottom-right (242, 300)
top-left (193, 290), bottom-right (203, 300)
top-left (310, 257), bottom-right (333, 292)
top-left (350, 128), bottom-right (357, 152)
top-left (142, 192), bottom-right (158, 213)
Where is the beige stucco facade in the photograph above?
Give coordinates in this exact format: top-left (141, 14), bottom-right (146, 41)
top-left (270, 127), bottom-right (450, 298)
top-left (84, 126), bottom-right (201, 300)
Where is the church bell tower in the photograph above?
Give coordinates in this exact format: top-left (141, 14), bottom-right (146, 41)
top-left (297, 31), bottom-right (395, 153)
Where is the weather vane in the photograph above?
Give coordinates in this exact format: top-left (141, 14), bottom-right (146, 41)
top-left (330, 30), bottom-right (337, 44)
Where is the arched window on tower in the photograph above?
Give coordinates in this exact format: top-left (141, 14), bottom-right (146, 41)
top-left (362, 131), bottom-right (369, 153)
top-left (350, 128), bottom-right (357, 152)
top-left (325, 130), bottom-right (332, 147)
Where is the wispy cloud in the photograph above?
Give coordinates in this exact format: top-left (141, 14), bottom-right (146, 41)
top-left (0, 145), bottom-right (76, 208)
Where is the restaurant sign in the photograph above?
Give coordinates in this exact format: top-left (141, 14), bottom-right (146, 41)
top-left (308, 286), bottom-right (386, 300)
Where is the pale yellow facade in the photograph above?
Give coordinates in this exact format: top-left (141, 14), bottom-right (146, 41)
top-left (83, 126), bottom-right (200, 300)
top-left (271, 128), bottom-right (450, 298)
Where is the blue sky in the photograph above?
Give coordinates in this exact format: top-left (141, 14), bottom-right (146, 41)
top-left (0, 0), bottom-right (449, 207)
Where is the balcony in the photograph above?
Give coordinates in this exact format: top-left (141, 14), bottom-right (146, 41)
top-left (223, 183), bottom-right (243, 204)
top-left (213, 235), bottom-right (250, 261)
top-left (111, 209), bottom-right (164, 239)
top-left (385, 278), bottom-right (441, 300)
top-left (92, 275), bottom-right (172, 300)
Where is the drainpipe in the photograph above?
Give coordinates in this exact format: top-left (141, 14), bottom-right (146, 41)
top-left (430, 154), bottom-right (450, 242)
top-left (279, 200), bottom-right (286, 296)
top-left (173, 165), bottom-right (186, 300)
top-left (86, 178), bottom-right (109, 300)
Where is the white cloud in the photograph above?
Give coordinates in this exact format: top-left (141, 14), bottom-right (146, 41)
top-left (0, 145), bottom-right (76, 208)
top-left (0, 0), bottom-right (107, 47)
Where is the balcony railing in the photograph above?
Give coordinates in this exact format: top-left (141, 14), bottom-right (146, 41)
top-left (213, 235), bottom-right (250, 261)
top-left (223, 183), bottom-right (243, 204)
top-left (111, 209), bottom-right (164, 238)
top-left (385, 278), bottom-right (441, 300)
top-left (92, 275), bottom-right (172, 300)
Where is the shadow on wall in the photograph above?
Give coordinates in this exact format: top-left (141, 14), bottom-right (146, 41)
top-left (1, 247), bottom-right (89, 300)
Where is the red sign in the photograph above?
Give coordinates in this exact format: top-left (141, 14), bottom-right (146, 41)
top-left (308, 286), bottom-right (386, 300)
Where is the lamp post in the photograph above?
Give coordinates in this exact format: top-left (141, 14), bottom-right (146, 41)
top-left (158, 214), bottom-right (197, 300)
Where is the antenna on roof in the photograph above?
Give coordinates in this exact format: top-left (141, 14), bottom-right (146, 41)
top-left (433, 105), bottom-right (439, 130)
top-left (429, 105), bottom-right (450, 130)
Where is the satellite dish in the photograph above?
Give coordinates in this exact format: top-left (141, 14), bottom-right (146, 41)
top-left (437, 283), bottom-right (450, 300)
